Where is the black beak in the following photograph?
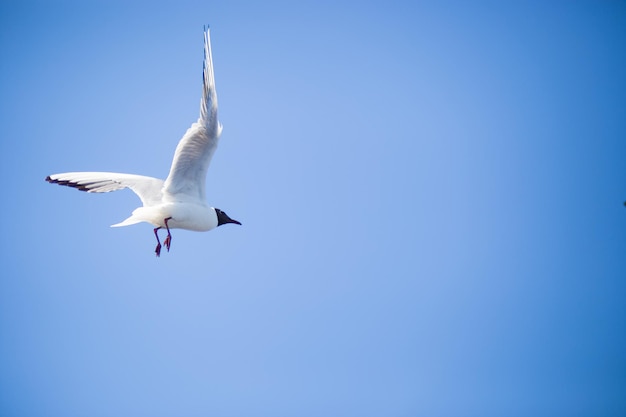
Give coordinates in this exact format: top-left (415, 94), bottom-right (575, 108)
top-left (230, 218), bottom-right (242, 226)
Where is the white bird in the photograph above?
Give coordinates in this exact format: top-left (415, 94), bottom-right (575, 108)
top-left (46, 27), bottom-right (241, 257)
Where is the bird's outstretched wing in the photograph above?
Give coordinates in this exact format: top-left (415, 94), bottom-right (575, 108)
top-left (163, 26), bottom-right (222, 203)
top-left (46, 172), bottom-right (164, 207)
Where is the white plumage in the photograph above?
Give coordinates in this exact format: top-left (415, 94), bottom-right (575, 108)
top-left (46, 27), bottom-right (241, 256)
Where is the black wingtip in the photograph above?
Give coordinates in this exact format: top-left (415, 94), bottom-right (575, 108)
top-left (45, 176), bottom-right (91, 192)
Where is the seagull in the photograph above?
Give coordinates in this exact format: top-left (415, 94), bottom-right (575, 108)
top-left (46, 27), bottom-right (241, 257)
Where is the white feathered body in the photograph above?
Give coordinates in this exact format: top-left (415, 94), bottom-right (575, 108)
top-left (112, 202), bottom-right (218, 231)
top-left (46, 28), bottom-right (230, 238)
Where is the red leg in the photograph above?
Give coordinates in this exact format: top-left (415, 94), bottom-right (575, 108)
top-left (163, 217), bottom-right (173, 252)
top-left (154, 227), bottom-right (162, 257)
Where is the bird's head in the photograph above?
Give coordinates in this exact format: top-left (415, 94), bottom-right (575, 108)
top-left (215, 208), bottom-right (242, 227)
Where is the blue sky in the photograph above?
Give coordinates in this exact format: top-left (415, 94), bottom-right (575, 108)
top-left (1, 1), bottom-right (625, 416)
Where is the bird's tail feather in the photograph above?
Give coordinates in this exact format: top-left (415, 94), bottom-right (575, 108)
top-left (110, 216), bottom-right (143, 228)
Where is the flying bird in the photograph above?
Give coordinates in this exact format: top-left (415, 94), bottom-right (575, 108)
top-left (46, 27), bottom-right (241, 257)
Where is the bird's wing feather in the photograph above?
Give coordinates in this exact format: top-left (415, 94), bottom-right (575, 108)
top-left (46, 172), bottom-right (164, 207)
top-left (163, 27), bottom-right (222, 203)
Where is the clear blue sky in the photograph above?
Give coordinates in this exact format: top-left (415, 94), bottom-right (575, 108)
top-left (1, 1), bottom-right (625, 416)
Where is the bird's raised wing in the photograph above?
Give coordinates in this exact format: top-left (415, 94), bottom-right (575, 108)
top-left (163, 27), bottom-right (222, 203)
top-left (46, 172), bottom-right (164, 207)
